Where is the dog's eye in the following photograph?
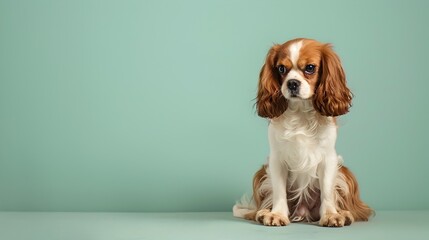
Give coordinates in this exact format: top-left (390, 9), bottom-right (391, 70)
top-left (278, 65), bottom-right (287, 74)
top-left (304, 64), bottom-right (316, 74)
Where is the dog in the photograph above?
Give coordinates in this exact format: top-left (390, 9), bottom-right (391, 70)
top-left (233, 38), bottom-right (372, 227)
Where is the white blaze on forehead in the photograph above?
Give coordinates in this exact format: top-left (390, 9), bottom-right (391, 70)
top-left (288, 40), bottom-right (303, 68)
top-left (283, 40), bottom-right (312, 99)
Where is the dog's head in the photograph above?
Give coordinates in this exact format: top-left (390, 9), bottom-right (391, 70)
top-left (256, 38), bottom-right (352, 118)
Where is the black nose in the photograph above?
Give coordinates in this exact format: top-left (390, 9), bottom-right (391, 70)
top-left (287, 79), bottom-right (301, 92)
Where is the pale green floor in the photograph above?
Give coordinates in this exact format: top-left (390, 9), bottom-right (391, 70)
top-left (0, 211), bottom-right (428, 240)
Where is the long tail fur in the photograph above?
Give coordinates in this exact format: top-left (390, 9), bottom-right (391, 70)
top-left (232, 165), bottom-right (268, 220)
top-left (337, 166), bottom-right (374, 221)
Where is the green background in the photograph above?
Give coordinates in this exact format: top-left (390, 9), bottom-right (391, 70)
top-left (0, 0), bottom-right (428, 212)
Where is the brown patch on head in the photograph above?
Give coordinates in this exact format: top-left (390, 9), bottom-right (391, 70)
top-left (256, 45), bottom-right (288, 118)
top-left (313, 44), bottom-right (353, 116)
top-left (296, 40), bottom-right (324, 96)
top-left (256, 38), bottom-right (353, 118)
top-left (256, 38), bottom-right (308, 118)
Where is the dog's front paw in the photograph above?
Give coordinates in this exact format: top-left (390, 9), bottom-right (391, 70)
top-left (319, 211), bottom-right (354, 227)
top-left (255, 209), bottom-right (290, 226)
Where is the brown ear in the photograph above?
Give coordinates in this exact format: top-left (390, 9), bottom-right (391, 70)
top-left (313, 44), bottom-right (353, 116)
top-left (256, 45), bottom-right (288, 118)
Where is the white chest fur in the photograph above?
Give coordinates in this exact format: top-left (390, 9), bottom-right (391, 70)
top-left (268, 100), bottom-right (338, 200)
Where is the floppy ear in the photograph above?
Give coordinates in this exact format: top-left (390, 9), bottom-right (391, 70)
top-left (313, 44), bottom-right (353, 116)
top-left (256, 45), bottom-right (288, 118)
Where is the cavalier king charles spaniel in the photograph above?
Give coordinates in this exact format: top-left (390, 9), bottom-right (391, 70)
top-left (233, 38), bottom-right (372, 227)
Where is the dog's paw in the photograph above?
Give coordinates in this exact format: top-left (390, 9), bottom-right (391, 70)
top-left (255, 209), bottom-right (290, 226)
top-left (339, 210), bottom-right (354, 226)
top-left (319, 211), bottom-right (354, 227)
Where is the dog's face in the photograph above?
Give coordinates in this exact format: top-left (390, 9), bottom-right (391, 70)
top-left (278, 40), bottom-right (322, 101)
top-left (256, 38), bottom-right (352, 118)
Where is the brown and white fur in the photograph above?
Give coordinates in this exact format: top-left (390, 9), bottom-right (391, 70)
top-left (233, 38), bottom-right (372, 227)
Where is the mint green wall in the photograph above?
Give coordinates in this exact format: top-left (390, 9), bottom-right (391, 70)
top-left (0, 0), bottom-right (428, 212)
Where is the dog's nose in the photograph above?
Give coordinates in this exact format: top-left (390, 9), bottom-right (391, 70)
top-left (287, 79), bottom-right (301, 92)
